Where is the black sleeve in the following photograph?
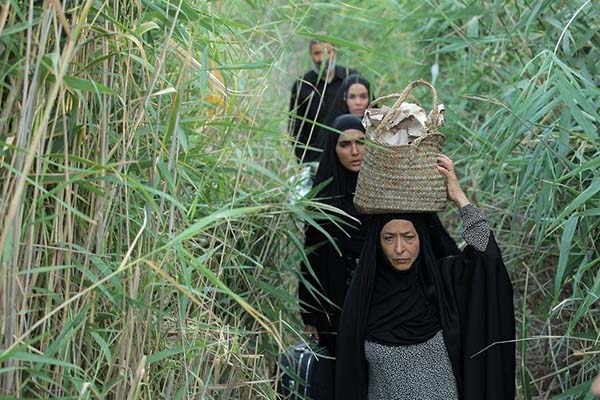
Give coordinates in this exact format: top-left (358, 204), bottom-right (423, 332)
top-left (442, 234), bottom-right (516, 400)
top-left (298, 224), bottom-right (326, 325)
top-left (289, 80), bottom-right (303, 138)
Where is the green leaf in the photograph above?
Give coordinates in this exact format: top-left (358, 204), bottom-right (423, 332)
top-left (0, 18), bottom-right (41, 38)
top-left (134, 21), bottom-right (160, 36)
top-left (554, 216), bottom-right (579, 298)
top-left (210, 59), bottom-right (274, 70)
top-left (554, 178), bottom-right (600, 224)
top-left (556, 74), bottom-right (597, 139)
top-left (147, 346), bottom-right (185, 364)
top-left (63, 76), bottom-right (116, 95)
top-left (11, 352), bottom-right (82, 370)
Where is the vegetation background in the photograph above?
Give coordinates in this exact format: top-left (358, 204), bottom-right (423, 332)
top-left (0, 0), bottom-right (598, 398)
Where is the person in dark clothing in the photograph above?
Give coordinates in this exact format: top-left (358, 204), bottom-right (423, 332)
top-left (335, 154), bottom-right (516, 400)
top-left (298, 114), bottom-right (368, 356)
top-left (340, 74), bottom-right (372, 117)
top-left (289, 40), bottom-right (358, 163)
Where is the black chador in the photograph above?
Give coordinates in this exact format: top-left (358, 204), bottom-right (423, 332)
top-left (298, 115), bottom-right (367, 355)
top-left (335, 213), bottom-right (515, 400)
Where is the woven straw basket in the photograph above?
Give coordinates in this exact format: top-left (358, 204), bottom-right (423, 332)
top-left (354, 80), bottom-right (447, 214)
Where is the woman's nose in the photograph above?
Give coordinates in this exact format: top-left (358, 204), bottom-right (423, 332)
top-left (351, 143), bottom-right (359, 155)
top-left (395, 240), bottom-right (404, 254)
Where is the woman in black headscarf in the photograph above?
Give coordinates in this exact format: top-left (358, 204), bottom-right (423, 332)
top-left (335, 154), bottom-right (515, 400)
top-left (298, 114), bottom-right (368, 356)
top-left (341, 74), bottom-right (372, 117)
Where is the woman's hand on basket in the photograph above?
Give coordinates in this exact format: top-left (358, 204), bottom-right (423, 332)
top-left (437, 154), bottom-right (471, 209)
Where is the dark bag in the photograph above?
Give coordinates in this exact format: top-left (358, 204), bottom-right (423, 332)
top-left (275, 343), bottom-right (334, 399)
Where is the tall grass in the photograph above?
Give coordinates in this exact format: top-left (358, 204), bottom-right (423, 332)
top-left (0, 1), bottom-right (313, 397)
top-left (0, 0), bottom-right (598, 399)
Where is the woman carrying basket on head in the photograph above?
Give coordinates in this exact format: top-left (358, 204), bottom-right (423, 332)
top-left (335, 81), bottom-right (515, 400)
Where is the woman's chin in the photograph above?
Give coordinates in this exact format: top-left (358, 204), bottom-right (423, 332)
top-left (392, 262), bottom-right (414, 271)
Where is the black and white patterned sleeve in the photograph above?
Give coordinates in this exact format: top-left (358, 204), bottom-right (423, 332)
top-left (460, 204), bottom-right (490, 252)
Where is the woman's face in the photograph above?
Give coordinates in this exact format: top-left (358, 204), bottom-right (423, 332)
top-left (335, 129), bottom-right (365, 172)
top-left (346, 83), bottom-right (369, 117)
top-left (380, 219), bottom-right (420, 271)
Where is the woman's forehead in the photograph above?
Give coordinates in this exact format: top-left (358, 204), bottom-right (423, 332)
top-left (381, 219), bottom-right (416, 232)
top-left (337, 129), bottom-right (365, 141)
top-left (348, 83), bottom-right (368, 92)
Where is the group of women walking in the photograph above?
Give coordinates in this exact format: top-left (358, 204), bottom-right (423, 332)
top-left (297, 73), bottom-right (516, 399)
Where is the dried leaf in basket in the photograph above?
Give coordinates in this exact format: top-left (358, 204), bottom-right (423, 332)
top-left (364, 103), bottom-right (446, 145)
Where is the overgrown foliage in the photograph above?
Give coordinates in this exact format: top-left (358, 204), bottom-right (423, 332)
top-left (0, 0), bottom-right (598, 399)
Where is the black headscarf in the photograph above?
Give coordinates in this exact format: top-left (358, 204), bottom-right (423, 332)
top-left (313, 114), bottom-right (366, 220)
top-left (342, 74), bottom-right (372, 103)
top-left (335, 213), bottom-right (515, 400)
top-left (366, 214), bottom-right (443, 346)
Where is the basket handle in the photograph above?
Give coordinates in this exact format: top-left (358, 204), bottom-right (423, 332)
top-left (369, 80), bottom-right (440, 137)
top-left (368, 93), bottom-right (422, 109)
top-left (367, 93), bottom-right (403, 109)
